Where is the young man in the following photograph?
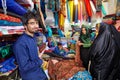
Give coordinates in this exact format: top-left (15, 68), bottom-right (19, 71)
top-left (13, 11), bottom-right (48, 80)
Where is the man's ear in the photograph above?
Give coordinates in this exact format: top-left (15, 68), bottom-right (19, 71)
top-left (24, 25), bottom-right (27, 30)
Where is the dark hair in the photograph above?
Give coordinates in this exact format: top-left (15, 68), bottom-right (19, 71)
top-left (112, 16), bottom-right (120, 25)
top-left (21, 11), bottom-right (40, 25)
top-left (57, 42), bottom-right (62, 46)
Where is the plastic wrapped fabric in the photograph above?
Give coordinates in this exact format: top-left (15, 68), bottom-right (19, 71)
top-left (0, 0), bottom-right (27, 16)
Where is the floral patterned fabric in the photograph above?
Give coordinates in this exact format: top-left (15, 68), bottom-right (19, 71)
top-left (48, 59), bottom-right (85, 80)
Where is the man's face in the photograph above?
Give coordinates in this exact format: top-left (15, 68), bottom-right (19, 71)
top-left (25, 19), bottom-right (39, 34)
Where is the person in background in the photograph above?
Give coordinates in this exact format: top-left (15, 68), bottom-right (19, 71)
top-left (47, 37), bottom-right (55, 48)
top-left (112, 16), bottom-right (120, 32)
top-left (79, 25), bottom-right (92, 70)
top-left (53, 42), bottom-right (67, 57)
top-left (13, 11), bottom-right (48, 80)
top-left (90, 23), bottom-right (100, 42)
top-left (89, 22), bottom-right (120, 80)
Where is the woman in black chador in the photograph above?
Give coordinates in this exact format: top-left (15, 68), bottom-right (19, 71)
top-left (89, 22), bottom-right (120, 80)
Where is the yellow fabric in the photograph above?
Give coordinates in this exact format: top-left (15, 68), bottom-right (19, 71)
top-left (68, 1), bottom-right (74, 23)
top-left (42, 61), bottom-right (48, 70)
top-left (58, 0), bottom-right (66, 30)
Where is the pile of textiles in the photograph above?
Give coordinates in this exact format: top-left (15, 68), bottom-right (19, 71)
top-left (0, 57), bottom-right (16, 73)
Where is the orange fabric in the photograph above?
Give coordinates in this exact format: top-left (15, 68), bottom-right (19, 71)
top-left (48, 44), bottom-right (85, 80)
top-left (0, 13), bottom-right (21, 23)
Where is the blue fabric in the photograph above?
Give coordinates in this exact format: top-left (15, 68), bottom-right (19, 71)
top-left (70, 70), bottom-right (92, 80)
top-left (0, 57), bottom-right (16, 73)
top-left (90, 32), bottom-right (96, 41)
top-left (70, 40), bottom-right (76, 44)
top-left (53, 12), bottom-right (59, 26)
top-left (53, 46), bottom-right (67, 57)
top-left (13, 33), bottom-right (47, 80)
top-left (75, 5), bottom-right (78, 23)
top-left (66, 0), bottom-right (70, 22)
top-left (0, 0), bottom-right (27, 16)
top-left (0, 20), bottom-right (22, 26)
top-left (46, 25), bottom-right (52, 37)
top-left (40, 0), bottom-right (47, 19)
top-left (47, 0), bottom-right (60, 11)
top-left (58, 29), bottom-right (64, 37)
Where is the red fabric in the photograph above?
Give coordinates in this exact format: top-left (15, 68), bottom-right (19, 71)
top-left (48, 59), bottom-right (85, 80)
top-left (84, 0), bottom-right (92, 16)
top-left (0, 31), bottom-right (2, 36)
top-left (0, 13), bottom-right (21, 23)
top-left (48, 44), bottom-right (85, 80)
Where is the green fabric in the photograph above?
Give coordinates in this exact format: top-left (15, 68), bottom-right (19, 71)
top-left (0, 45), bottom-right (12, 58)
top-left (101, 4), bottom-right (107, 16)
top-left (81, 35), bottom-right (91, 47)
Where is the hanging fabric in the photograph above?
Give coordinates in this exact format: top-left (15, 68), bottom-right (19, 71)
top-left (75, 4), bottom-right (78, 23)
top-left (54, 11), bottom-right (59, 26)
top-left (66, 0), bottom-right (70, 22)
top-left (116, 0), bottom-right (120, 16)
top-left (59, 11), bottom-right (65, 30)
top-left (96, 0), bottom-right (102, 11)
top-left (58, 0), bottom-right (66, 30)
top-left (101, 4), bottom-right (107, 16)
top-left (33, 0), bottom-right (46, 33)
top-left (90, 0), bottom-right (96, 14)
top-left (73, 3), bottom-right (76, 22)
top-left (47, 0), bottom-right (60, 12)
top-left (78, 0), bottom-right (83, 23)
top-left (84, 0), bottom-right (92, 17)
top-left (40, 0), bottom-right (47, 19)
top-left (68, 0), bottom-right (74, 23)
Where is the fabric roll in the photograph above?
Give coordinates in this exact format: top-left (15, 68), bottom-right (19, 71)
top-left (68, 1), bottom-right (74, 23)
top-left (75, 4), bottom-right (78, 23)
top-left (66, 0), bottom-right (70, 22)
top-left (0, 13), bottom-right (21, 23)
top-left (84, 0), bottom-right (92, 17)
top-left (90, 0), bottom-right (96, 14)
top-left (101, 4), bottom-right (107, 16)
top-left (0, 0), bottom-right (27, 16)
top-left (0, 9), bottom-right (22, 18)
